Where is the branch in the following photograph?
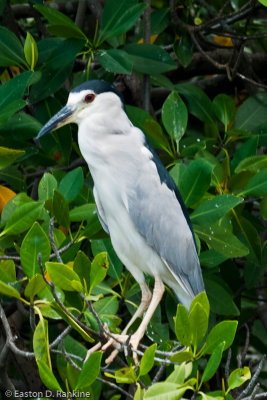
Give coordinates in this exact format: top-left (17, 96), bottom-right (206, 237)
top-left (49, 218), bottom-right (63, 263)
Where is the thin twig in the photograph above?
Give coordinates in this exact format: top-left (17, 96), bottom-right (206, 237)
top-left (240, 324), bottom-right (250, 366)
top-left (49, 218), bottom-right (63, 263)
top-left (242, 393), bottom-right (267, 400)
top-left (97, 377), bottom-right (134, 400)
top-left (225, 348), bottom-right (232, 389)
top-left (236, 73), bottom-right (267, 90)
top-left (50, 349), bottom-right (83, 363)
top-left (85, 299), bottom-right (105, 336)
top-left (61, 339), bottom-right (81, 371)
top-left (49, 325), bottom-right (72, 348)
top-left (152, 363), bottom-right (166, 384)
top-left (50, 240), bottom-right (74, 259)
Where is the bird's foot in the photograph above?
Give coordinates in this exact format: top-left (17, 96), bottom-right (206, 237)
top-left (103, 333), bottom-right (141, 366)
top-left (85, 331), bottom-right (141, 366)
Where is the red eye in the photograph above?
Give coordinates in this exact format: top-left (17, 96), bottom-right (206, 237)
top-left (85, 93), bottom-right (95, 103)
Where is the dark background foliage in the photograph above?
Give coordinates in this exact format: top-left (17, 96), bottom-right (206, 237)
top-left (0, 0), bottom-right (266, 399)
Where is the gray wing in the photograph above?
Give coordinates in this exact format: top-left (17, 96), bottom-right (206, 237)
top-left (127, 143), bottom-right (204, 297)
top-left (93, 187), bottom-right (110, 234)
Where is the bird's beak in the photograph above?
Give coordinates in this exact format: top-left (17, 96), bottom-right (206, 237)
top-left (36, 104), bottom-right (75, 139)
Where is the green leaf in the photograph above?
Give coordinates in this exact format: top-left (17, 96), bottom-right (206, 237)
top-left (201, 342), bottom-right (225, 384)
top-left (0, 281), bottom-right (21, 299)
top-left (100, 0), bottom-right (147, 40)
top-left (0, 260), bottom-right (16, 283)
top-left (69, 204), bottom-right (97, 222)
top-left (179, 159), bottom-right (213, 207)
top-left (144, 382), bottom-right (190, 400)
top-left (30, 39), bottom-right (85, 103)
top-left (190, 291), bottom-right (210, 318)
top-left (58, 167), bottom-right (84, 202)
top-left (0, 26), bottom-right (27, 67)
top-left (176, 84), bottom-right (216, 123)
top-left (213, 94), bottom-right (235, 131)
top-left (0, 113), bottom-right (42, 140)
top-left (20, 222), bottom-right (51, 278)
top-left (37, 360), bottom-right (62, 391)
top-left (162, 91), bottom-right (188, 146)
top-left (124, 43), bottom-right (176, 74)
top-left (24, 32), bottom-right (38, 70)
top-left (189, 302), bottom-right (209, 349)
top-left (52, 190), bottom-right (70, 228)
top-left (74, 250), bottom-right (91, 293)
top-left (98, 49), bottom-right (133, 74)
top-left (34, 5), bottom-right (87, 40)
top-left (175, 304), bottom-right (191, 346)
top-left (0, 201), bottom-right (43, 237)
top-left (236, 216), bottom-right (262, 263)
top-left (134, 383), bottom-right (146, 400)
top-left (231, 136), bottom-right (258, 172)
top-left (240, 168), bottom-right (267, 196)
top-left (170, 350), bottom-right (194, 363)
top-left (0, 147), bottom-right (25, 170)
top-left (0, 71), bottom-right (33, 112)
top-left (91, 239), bottom-right (122, 280)
top-left (170, 163), bottom-right (186, 188)
top-left (199, 249), bottom-right (228, 268)
top-left (227, 367), bottom-right (251, 392)
top-left (205, 277), bottom-right (240, 316)
top-left (89, 252), bottom-right (109, 293)
top-left (190, 195), bottom-right (243, 224)
top-left (194, 224), bottom-right (249, 259)
top-left (139, 343), bottom-right (157, 377)
top-left (46, 262), bottom-right (83, 292)
top-left (38, 173), bottom-right (58, 201)
top-left (258, 0), bottom-right (267, 5)
top-left (75, 351), bottom-right (102, 390)
top-left (0, 100), bottom-right (27, 126)
top-left (144, 120), bottom-right (171, 151)
top-left (166, 363), bottom-right (193, 384)
top-left (25, 274), bottom-right (47, 300)
top-left (174, 35), bottom-right (193, 68)
top-left (33, 316), bottom-right (51, 365)
top-left (50, 302), bottom-right (94, 343)
top-left (235, 155), bottom-right (267, 174)
top-left (234, 93), bottom-right (267, 131)
top-left (204, 321), bottom-right (238, 355)
top-left (1, 193), bottom-right (32, 225)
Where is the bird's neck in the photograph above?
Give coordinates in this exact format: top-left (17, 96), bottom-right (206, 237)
top-left (77, 107), bottom-right (133, 170)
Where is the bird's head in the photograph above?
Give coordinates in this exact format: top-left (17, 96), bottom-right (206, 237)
top-left (36, 80), bottom-right (124, 139)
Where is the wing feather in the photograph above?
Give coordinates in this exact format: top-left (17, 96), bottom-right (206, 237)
top-left (127, 140), bottom-right (205, 297)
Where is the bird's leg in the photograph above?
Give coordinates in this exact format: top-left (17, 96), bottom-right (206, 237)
top-left (105, 276), bottom-right (165, 366)
top-left (85, 282), bottom-right (152, 362)
top-left (101, 281), bottom-right (152, 352)
top-left (122, 281), bottom-right (152, 335)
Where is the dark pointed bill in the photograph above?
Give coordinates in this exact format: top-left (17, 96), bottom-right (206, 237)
top-left (36, 105), bottom-right (75, 139)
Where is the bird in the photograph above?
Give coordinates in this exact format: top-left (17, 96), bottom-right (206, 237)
top-left (37, 80), bottom-right (205, 365)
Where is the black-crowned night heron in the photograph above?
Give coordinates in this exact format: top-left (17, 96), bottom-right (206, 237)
top-left (37, 80), bottom-right (205, 364)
